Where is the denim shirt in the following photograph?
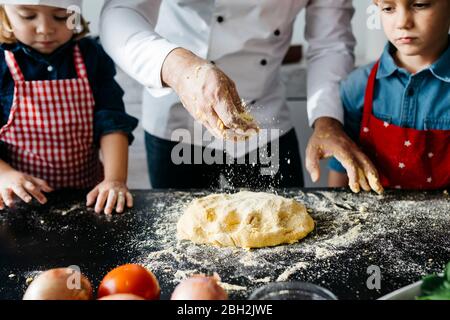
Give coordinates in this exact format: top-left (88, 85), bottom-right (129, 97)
top-left (0, 37), bottom-right (138, 159)
top-left (329, 36), bottom-right (450, 173)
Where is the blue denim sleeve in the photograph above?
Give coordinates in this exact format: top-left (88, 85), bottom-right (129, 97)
top-left (327, 63), bottom-right (373, 174)
top-left (83, 39), bottom-right (139, 146)
top-left (328, 157), bottom-right (346, 173)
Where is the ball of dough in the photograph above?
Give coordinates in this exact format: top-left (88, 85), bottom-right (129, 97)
top-left (177, 191), bottom-right (315, 249)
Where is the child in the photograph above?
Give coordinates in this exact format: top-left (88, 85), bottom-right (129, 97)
top-left (328, 0), bottom-right (450, 191)
top-left (0, 0), bottom-right (138, 214)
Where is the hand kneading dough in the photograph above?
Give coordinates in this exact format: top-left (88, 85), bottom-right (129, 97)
top-left (177, 191), bottom-right (315, 249)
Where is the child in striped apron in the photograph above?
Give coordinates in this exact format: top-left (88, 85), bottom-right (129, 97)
top-left (0, 0), bottom-right (138, 214)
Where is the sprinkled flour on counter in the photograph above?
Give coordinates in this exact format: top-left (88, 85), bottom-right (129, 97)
top-left (128, 190), bottom-right (450, 299)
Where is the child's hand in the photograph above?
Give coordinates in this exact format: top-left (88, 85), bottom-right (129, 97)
top-left (306, 117), bottom-right (384, 195)
top-left (86, 180), bottom-right (133, 215)
top-left (0, 170), bottom-right (53, 209)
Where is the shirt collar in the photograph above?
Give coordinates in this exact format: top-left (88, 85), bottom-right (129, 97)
top-left (377, 35), bottom-right (450, 83)
top-left (429, 35), bottom-right (450, 83)
top-left (376, 42), bottom-right (400, 79)
top-left (1, 40), bottom-right (75, 63)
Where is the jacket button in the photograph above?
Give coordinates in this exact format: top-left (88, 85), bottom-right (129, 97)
top-left (260, 59), bottom-right (267, 66)
top-left (47, 65), bottom-right (54, 72)
top-left (217, 16), bottom-right (224, 23)
top-left (408, 88), bottom-right (414, 96)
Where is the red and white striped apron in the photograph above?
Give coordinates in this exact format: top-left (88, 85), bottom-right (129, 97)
top-left (0, 45), bottom-right (103, 189)
top-left (359, 61), bottom-right (450, 189)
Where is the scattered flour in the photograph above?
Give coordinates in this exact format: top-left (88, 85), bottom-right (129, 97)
top-left (131, 190), bottom-right (450, 299)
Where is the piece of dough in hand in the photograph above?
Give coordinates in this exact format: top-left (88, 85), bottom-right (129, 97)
top-left (177, 191), bottom-right (315, 249)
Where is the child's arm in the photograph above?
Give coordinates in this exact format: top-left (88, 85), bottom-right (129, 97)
top-left (0, 52), bottom-right (52, 210)
top-left (0, 159), bottom-right (52, 210)
top-left (101, 132), bottom-right (129, 184)
top-left (328, 170), bottom-right (349, 188)
top-left (86, 132), bottom-right (133, 215)
top-left (81, 39), bottom-right (138, 215)
top-left (325, 65), bottom-right (384, 194)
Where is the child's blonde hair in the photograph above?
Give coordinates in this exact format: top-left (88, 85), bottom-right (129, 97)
top-left (0, 5), bottom-right (90, 44)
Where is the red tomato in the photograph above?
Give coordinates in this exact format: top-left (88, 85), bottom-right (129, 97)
top-left (97, 264), bottom-right (160, 300)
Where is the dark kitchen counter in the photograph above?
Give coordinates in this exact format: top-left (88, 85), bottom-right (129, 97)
top-left (0, 189), bottom-right (449, 300)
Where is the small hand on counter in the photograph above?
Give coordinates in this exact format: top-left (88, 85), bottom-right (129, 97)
top-left (86, 180), bottom-right (133, 215)
top-left (0, 165), bottom-right (53, 209)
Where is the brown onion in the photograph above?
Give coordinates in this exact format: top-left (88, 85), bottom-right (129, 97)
top-left (171, 274), bottom-right (228, 300)
top-left (98, 293), bottom-right (145, 300)
top-left (23, 268), bottom-right (93, 300)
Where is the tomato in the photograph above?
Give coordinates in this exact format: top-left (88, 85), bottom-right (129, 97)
top-left (97, 264), bottom-right (160, 300)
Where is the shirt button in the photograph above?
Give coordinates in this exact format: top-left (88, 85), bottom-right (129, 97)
top-left (47, 65), bottom-right (54, 72)
top-left (250, 100), bottom-right (257, 105)
top-left (217, 16), bottom-right (224, 23)
top-left (274, 29), bottom-right (281, 36)
top-left (260, 59), bottom-right (267, 66)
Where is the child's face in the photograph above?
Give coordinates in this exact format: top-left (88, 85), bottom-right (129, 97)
top-left (4, 5), bottom-right (74, 54)
top-left (376, 0), bottom-right (450, 57)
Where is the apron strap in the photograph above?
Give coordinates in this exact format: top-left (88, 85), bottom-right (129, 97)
top-left (4, 50), bottom-right (26, 82)
top-left (362, 60), bottom-right (380, 117)
top-left (73, 44), bottom-right (88, 79)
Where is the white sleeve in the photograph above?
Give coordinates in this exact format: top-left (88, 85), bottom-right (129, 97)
top-left (305, 0), bottom-right (356, 127)
top-left (100, 0), bottom-right (179, 93)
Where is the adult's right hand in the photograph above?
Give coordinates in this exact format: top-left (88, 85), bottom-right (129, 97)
top-left (161, 48), bottom-right (259, 140)
top-left (305, 117), bottom-right (384, 195)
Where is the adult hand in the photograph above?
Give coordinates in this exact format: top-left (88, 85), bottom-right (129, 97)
top-left (0, 169), bottom-right (52, 209)
top-left (162, 48), bottom-right (259, 140)
top-left (305, 117), bottom-right (384, 194)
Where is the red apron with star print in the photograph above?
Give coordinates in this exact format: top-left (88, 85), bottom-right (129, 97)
top-left (0, 45), bottom-right (103, 189)
top-left (359, 61), bottom-right (450, 190)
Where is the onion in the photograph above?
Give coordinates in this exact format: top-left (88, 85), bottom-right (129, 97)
top-left (23, 268), bottom-right (93, 300)
top-left (171, 274), bottom-right (228, 300)
top-left (98, 294), bottom-right (145, 300)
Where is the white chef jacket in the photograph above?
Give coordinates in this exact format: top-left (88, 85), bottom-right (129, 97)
top-left (100, 0), bottom-right (356, 158)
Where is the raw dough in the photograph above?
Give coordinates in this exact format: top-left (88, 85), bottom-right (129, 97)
top-left (177, 191), bottom-right (315, 249)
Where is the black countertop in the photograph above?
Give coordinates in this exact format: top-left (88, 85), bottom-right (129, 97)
top-left (0, 189), bottom-right (449, 300)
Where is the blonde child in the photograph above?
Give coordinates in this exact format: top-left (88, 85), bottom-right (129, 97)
top-left (0, 0), bottom-right (138, 214)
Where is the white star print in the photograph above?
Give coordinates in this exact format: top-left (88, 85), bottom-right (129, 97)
top-left (404, 140), bottom-right (412, 147)
top-left (399, 162), bottom-right (406, 169)
top-left (427, 177), bottom-right (433, 183)
top-left (428, 153), bottom-right (434, 158)
top-left (383, 122), bottom-right (389, 128)
top-left (363, 127), bottom-right (369, 133)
